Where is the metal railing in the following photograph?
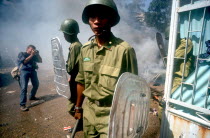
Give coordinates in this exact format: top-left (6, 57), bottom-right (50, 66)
top-left (166, 0), bottom-right (210, 127)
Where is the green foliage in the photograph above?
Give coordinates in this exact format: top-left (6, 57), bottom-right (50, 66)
top-left (145, 0), bottom-right (172, 32)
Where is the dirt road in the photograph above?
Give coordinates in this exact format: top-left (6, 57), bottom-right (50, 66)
top-left (0, 68), bottom-right (83, 138)
top-left (0, 68), bottom-right (160, 138)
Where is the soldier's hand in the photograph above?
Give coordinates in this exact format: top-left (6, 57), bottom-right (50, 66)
top-left (74, 110), bottom-right (82, 120)
top-left (68, 77), bottom-right (71, 82)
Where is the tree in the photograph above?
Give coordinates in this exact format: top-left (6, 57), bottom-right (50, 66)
top-left (144, 0), bottom-right (172, 32)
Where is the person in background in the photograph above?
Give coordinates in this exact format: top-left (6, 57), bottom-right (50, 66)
top-left (17, 45), bottom-right (42, 111)
top-left (60, 19), bottom-right (83, 131)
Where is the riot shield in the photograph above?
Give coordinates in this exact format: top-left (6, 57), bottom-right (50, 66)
top-left (51, 37), bottom-right (70, 99)
top-left (108, 72), bottom-right (151, 138)
top-left (156, 32), bottom-right (167, 67)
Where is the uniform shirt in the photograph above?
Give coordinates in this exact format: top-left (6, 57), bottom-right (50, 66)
top-left (75, 33), bottom-right (138, 102)
top-left (66, 41), bottom-right (82, 77)
top-left (17, 52), bottom-right (39, 71)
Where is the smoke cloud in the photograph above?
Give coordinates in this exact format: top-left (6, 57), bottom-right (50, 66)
top-left (0, 0), bottom-right (165, 82)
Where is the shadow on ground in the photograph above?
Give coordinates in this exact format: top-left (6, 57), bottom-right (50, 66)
top-left (0, 72), bottom-right (15, 87)
top-left (28, 94), bottom-right (61, 108)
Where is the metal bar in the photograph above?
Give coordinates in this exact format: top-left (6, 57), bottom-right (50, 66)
top-left (168, 108), bottom-right (210, 128)
top-left (179, 10), bottom-right (192, 101)
top-left (178, 1), bottom-right (210, 13)
top-left (188, 30), bottom-right (201, 32)
top-left (196, 112), bottom-right (210, 123)
top-left (174, 57), bottom-right (185, 59)
top-left (161, 0), bottom-right (180, 137)
top-left (169, 98), bottom-right (210, 115)
top-left (198, 58), bottom-right (210, 61)
top-left (164, 1), bottom-right (180, 100)
top-left (181, 82), bottom-right (194, 86)
top-left (71, 119), bottom-right (80, 138)
top-left (165, 1), bottom-right (180, 101)
top-left (192, 8), bottom-right (206, 105)
top-left (204, 77), bottom-right (210, 108)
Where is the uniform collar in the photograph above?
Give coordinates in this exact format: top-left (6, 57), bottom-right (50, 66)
top-left (71, 40), bottom-right (81, 45)
top-left (90, 33), bottom-right (117, 50)
top-left (69, 40), bottom-right (81, 49)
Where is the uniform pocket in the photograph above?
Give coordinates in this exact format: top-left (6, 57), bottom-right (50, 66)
top-left (83, 62), bottom-right (94, 84)
top-left (98, 65), bottom-right (121, 92)
top-left (83, 62), bottom-right (94, 72)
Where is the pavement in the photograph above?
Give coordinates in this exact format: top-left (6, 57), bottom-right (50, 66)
top-left (0, 68), bottom-right (160, 138)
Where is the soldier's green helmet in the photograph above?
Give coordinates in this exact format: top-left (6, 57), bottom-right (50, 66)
top-left (82, 0), bottom-right (120, 27)
top-left (60, 19), bottom-right (79, 35)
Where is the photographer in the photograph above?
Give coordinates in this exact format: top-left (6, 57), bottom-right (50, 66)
top-left (17, 45), bottom-right (42, 111)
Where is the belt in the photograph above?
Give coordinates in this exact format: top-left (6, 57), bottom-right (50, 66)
top-left (88, 98), bottom-right (112, 107)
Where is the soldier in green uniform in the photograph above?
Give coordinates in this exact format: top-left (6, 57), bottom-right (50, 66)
top-left (74, 0), bottom-right (138, 137)
top-left (60, 19), bottom-right (83, 130)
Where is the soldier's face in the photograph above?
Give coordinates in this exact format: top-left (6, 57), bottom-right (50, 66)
top-left (89, 13), bottom-right (111, 35)
top-left (64, 33), bottom-right (74, 43)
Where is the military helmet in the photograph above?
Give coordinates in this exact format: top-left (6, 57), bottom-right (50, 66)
top-left (82, 0), bottom-right (120, 27)
top-left (60, 19), bottom-right (79, 35)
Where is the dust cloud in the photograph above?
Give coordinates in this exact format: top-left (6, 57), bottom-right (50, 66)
top-left (0, 0), bottom-right (165, 82)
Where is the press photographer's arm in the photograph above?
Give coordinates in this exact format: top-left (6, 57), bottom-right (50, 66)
top-left (34, 50), bottom-right (42, 63)
top-left (23, 49), bottom-right (42, 64)
top-left (23, 49), bottom-right (35, 64)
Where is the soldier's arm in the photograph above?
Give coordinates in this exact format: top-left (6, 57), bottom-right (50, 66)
top-left (74, 83), bottom-right (85, 120)
top-left (67, 44), bottom-right (81, 74)
top-left (125, 47), bottom-right (138, 75)
top-left (74, 52), bottom-right (85, 119)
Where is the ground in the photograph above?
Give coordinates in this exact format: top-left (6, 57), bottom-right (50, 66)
top-left (0, 68), bottom-right (161, 138)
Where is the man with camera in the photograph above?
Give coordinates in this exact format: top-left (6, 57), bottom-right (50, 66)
top-left (17, 45), bottom-right (42, 111)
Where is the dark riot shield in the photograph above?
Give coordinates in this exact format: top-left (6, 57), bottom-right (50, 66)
top-left (51, 37), bottom-right (70, 99)
top-left (156, 32), bottom-right (167, 67)
top-left (108, 72), bottom-right (151, 138)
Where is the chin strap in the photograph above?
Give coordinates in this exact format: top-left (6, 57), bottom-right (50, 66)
top-left (88, 34), bottom-right (97, 41)
top-left (88, 30), bottom-right (109, 41)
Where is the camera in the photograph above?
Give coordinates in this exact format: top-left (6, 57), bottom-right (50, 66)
top-left (34, 50), bottom-right (39, 53)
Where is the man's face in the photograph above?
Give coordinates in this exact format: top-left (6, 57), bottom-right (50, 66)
top-left (26, 47), bottom-right (35, 54)
top-left (88, 12), bottom-right (111, 35)
top-left (64, 33), bottom-right (75, 43)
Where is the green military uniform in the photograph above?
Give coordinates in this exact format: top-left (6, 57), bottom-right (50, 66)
top-left (172, 39), bottom-right (194, 92)
top-left (66, 41), bottom-right (82, 74)
top-left (66, 41), bottom-right (82, 116)
top-left (76, 33), bottom-right (138, 137)
top-left (158, 39), bottom-right (194, 120)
